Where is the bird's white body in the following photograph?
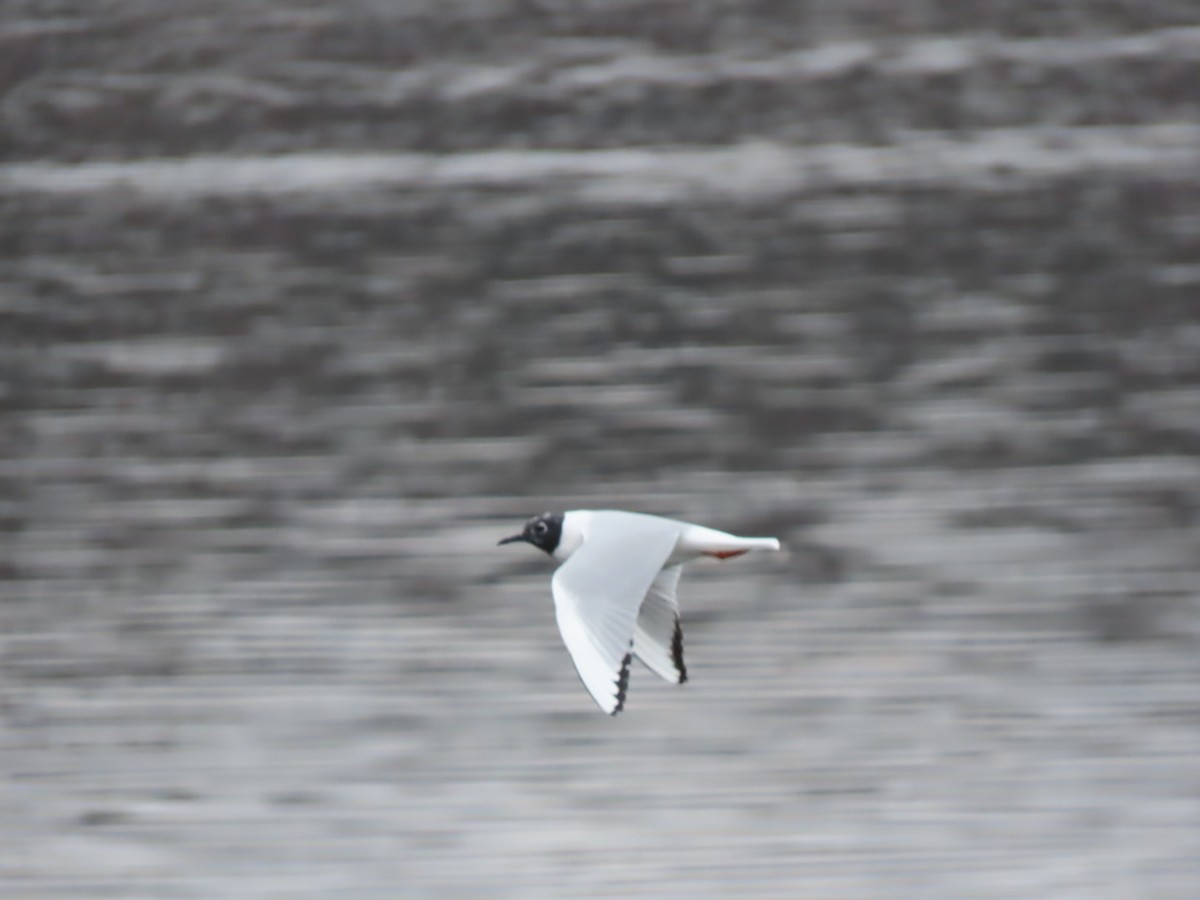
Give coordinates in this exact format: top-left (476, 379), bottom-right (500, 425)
top-left (554, 510), bottom-right (780, 565)
top-left (503, 509), bottom-right (781, 715)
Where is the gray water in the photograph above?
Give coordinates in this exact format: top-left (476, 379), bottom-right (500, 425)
top-left (3, 3), bottom-right (1200, 898)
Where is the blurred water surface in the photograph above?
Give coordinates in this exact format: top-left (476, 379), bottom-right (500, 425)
top-left (2, 3), bottom-right (1200, 898)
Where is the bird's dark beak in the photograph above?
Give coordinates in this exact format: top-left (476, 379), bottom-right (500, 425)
top-left (497, 534), bottom-right (526, 546)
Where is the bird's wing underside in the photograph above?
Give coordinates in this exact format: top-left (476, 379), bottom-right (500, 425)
top-left (551, 517), bottom-right (679, 714)
top-left (632, 564), bottom-right (687, 684)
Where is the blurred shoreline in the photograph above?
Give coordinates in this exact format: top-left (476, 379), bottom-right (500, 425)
top-left (3, 4), bottom-right (1199, 898)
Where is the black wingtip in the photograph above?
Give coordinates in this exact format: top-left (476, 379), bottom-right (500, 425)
top-left (611, 651), bottom-right (633, 715)
top-left (671, 617), bottom-right (688, 685)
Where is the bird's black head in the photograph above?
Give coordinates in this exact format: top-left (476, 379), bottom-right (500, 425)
top-left (498, 512), bottom-right (563, 556)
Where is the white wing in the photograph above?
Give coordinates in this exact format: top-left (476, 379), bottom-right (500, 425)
top-left (632, 565), bottom-right (687, 684)
top-left (551, 515), bottom-right (679, 714)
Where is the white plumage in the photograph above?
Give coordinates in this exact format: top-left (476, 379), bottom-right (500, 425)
top-left (500, 509), bottom-right (781, 715)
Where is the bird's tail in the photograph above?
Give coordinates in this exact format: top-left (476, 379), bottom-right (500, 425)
top-left (740, 537), bottom-right (782, 551)
top-left (701, 535), bottom-right (781, 559)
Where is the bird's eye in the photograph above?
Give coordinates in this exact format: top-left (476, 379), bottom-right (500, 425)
top-left (533, 521), bottom-right (548, 534)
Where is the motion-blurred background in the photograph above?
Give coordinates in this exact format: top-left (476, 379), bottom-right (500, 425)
top-left (3, 2), bottom-right (1199, 897)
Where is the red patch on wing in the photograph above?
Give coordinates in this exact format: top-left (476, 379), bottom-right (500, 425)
top-left (705, 550), bottom-right (748, 560)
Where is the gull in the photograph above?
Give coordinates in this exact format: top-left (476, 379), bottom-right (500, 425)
top-left (499, 510), bottom-right (781, 714)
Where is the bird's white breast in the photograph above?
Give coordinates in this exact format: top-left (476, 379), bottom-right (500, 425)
top-left (552, 510), bottom-right (590, 561)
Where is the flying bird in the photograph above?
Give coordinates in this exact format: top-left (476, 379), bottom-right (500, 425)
top-left (499, 510), bottom-right (781, 715)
